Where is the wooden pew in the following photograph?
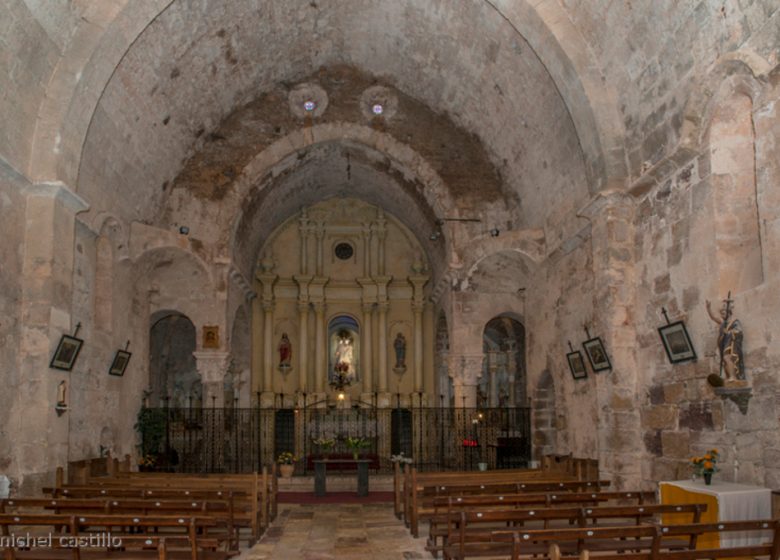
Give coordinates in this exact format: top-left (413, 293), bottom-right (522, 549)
top-left (426, 492), bottom-right (658, 554)
top-left (42, 488), bottom-right (262, 544)
top-left (433, 504), bottom-right (705, 558)
top-left (406, 468), bottom-right (611, 538)
top-left (0, 513), bottom-right (231, 560)
top-left (445, 518), bottom-right (780, 560)
top-left (1, 498), bottom-right (245, 550)
top-left (445, 523), bottom-right (663, 560)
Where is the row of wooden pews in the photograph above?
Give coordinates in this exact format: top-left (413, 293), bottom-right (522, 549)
top-left (0, 466), bottom-right (278, 559)
top-left (396, 456), bottom-right (780, 560)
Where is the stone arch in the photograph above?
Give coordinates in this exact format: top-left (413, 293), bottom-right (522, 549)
top-left (706, 85), bottom-right (764, 294)
top-left (434, 311), bottom-right (453, 406)
top-left (481, 315), bottom-right (526, 408)
top-left (148, 310), bottom-right (199, 407)
top-left (94, 216), bottom-right (125, 334)
top-left (227, 125), bottom-right (459, 280)
top-left (229, 305), bottom-right (252, 407)
top-left (28, 0), bottom-right (621, 198)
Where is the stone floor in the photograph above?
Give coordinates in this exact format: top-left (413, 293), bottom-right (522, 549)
top-left (240, 503), bottom-right (431, 560)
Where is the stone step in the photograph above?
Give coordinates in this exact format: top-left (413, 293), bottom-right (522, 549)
top-left (276, 474), bottom-right (394, 492)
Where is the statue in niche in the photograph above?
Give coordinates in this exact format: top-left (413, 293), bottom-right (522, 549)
top-left (278, 333), bottom-right (292, 368)
top-left (334, 330), bottom-right (355, 376)
top-left (706, 296), bottom-right (745, 381)
top-left (393, 333), bottom-right (407, 369)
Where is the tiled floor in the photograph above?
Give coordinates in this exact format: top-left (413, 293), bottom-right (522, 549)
top-left (241, 503), bottom-right (430, 560)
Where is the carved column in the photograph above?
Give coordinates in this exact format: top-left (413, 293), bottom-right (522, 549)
top-left (375, 210), bottom-right (387, 276)
top-left (315, 224), bottom-right (324, 276)
top-left (298, 302), bottom-right (310, 392)
top-left (487, 351), bottom-right (499, 407)
top-left (377, 302), bottom-right (389, 393)
top-left (505, 341), bottom-right (517, 407)
top-left (362, 303), bottom-right (374, 393)
top-left (579, 191), bottom-right (640, 488)
top-left (314, 302), bottom-right (327, 393)
top-left (262, 302), bottom-right (274, 393)
top-left (413, 303), bottom-right (424, 392)
top-left (362, 224), bottom-right (372, 277)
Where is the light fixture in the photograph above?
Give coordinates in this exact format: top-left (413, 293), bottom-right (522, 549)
top-left (303, 100), bottom-right (316, 112)
top-left (489, 228), bottom-right (500, 237)
top-left (179, 226), bottom-right (189, 235)
top-left (429, 231), bottom-right (441, 241)
top-left (338, 392), bottom-right (345, 401)
top-left (372, 103), bottom-right (384, 115)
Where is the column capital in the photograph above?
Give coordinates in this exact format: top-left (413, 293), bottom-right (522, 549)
top-left (297, 301), bottom-right (311, 313)
top-left (448, 353), bottom-right (483, 386)
top-left (362, 302), bottom-right (375, 314)
top-left (261, 300), bottom-right (274, 312)
top-left (193, 352), bottom-right (231, 384)
top-left (313, 301), bottom-right (326, 313)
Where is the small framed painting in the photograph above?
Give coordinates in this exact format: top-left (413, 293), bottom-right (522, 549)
top-left (108, 350), bottom-right (132, 376)
top-left (50, 335), bottom-right (84, 371)
top-left (582, 337), bottom-right (612, 372)
top-left (566, 350), bottom-right (588, 380)
top-left (658, 321), bottom-right (697, 364)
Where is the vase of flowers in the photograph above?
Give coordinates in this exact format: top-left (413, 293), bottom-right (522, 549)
top-left (313, 436), bottom-right (336, 456)
top-left (691, 449), bottom-right (719, 485)
top-left (345, 436), bottom-right (371, 460)
top-left (277, 452), bottom-right (297, 478)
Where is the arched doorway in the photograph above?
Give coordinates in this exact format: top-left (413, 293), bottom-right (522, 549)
top-left (480, 316), bottom-right (526, 408)
top-left (148, 311), bottom-right (200, 408)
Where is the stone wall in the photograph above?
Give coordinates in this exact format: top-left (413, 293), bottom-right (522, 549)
top-left (0, 164), bottom-right (26, 487)
top-left (634, 72), bottom-right (780, 488)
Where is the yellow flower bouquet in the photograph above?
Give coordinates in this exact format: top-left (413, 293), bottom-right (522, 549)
top-left (691, 449), bottom-right (719, 483)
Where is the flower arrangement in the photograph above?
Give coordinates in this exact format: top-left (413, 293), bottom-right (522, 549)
top-left (277, 451), bottom-right (297, 465)
top-left (390, 452), bottom-right (413, 465)
top-left (313, 436), bottom-right (336, 453)
top-left (691, 449), bottom-right (719, 477)
top-left (139, 454), bottom-right (158, 468)
top-left (345, 436), bottom-right (371, 459)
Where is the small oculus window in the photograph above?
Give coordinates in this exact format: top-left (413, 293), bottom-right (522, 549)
top-left (334, 242), bottom-right (354, 260)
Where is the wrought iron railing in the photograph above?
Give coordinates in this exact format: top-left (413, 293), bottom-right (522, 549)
top-left (138, 405), bottom-right (531, 474)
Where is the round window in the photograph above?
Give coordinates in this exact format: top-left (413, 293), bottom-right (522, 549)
top-left (334, 242), bottom-right (354, 260)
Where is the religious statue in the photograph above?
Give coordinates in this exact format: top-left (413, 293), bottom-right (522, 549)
top-left (56, 380), bottom-right (67, 408)
top-left (393, 333), bottom-right (406, 369)
top-left (278, 333), bottom-right (292, 368)
top-left (334, 330), bottom-right (354, 375)
top-left (706, 296), bottom-right (745, 381)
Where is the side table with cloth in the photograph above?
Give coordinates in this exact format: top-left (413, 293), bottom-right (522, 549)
top-left (659, 479), bottom-right (771, 548)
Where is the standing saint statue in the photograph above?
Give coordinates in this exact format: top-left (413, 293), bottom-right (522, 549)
top-left (334, 330), bottom-right (354, 376)
top-left (278, 333), bottom-right (292, 368)
top-left (393, 333), bottom-right (406, 369)
top-left (706, 297), bottom-right (745, 381)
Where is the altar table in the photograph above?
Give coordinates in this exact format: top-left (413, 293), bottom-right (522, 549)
top-left (313, 459), bottom-right (371, 497)
top-left (660, 479), bottom-right (771, 548)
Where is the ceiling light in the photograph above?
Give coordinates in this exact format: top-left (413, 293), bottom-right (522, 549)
top-left (489, 228), bottom-right (500, 237)
top-left (429, 231), bottom-right (441, 241)
top-left (372, 103), bottom-right (384, 115)
top-left (303, 100), bottom-right (316, 112)
top-left (179, 226), bottom-right (189, 235)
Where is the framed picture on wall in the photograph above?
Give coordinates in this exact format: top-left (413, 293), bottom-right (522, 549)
top-left (658, 321), bottom-right (697, 364)
top-left (50, 334), bottom-right (84, 371)
top-left (566, 350), bottom-right (588, 380)
top-left (108, 350), bottom-right (132, 376)
top-left (582, 337), bottom-right (612, 372)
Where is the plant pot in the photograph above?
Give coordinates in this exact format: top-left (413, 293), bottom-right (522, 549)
top-left (703, 473), bottom-right (712, 485)
top-left (279, 464), bottom-right (294, 478)
top-left (352, 452), bottom-right (360, 461)
top-left (478, 462), bottom-right (488, 471)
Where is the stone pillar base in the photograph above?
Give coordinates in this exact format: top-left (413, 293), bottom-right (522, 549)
top-left (260, 391), bottom-right (277, 408)
top-left (376, 392), bottom-right (393, 408)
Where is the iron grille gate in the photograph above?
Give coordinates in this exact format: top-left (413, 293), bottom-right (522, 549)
top-left (138, 406), bottom-right (531, 474)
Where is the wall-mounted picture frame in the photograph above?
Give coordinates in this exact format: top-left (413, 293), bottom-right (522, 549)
top-left (658, 320), bottom-right (697, 364)
top-left (566, 350), bottom-right (588, 380)
top-left (203, 325), bottom-right (219, 349)
top-left (108, 350), bottom-right (132, 376)
top-left (583, 337), bottom-right (612, 372)
top-left (50, 335), bottom-right (84, 371)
